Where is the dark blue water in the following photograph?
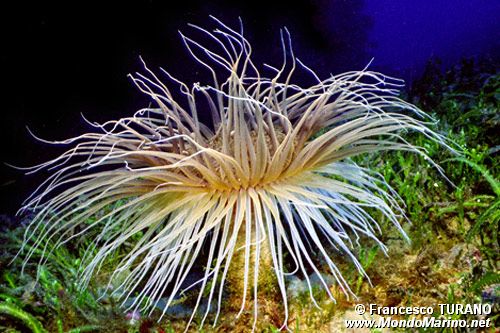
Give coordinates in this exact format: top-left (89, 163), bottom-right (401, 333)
top-left (363, 0), bottom-right (499, 82)
top-left (1, 0), bottom-right (498, 214)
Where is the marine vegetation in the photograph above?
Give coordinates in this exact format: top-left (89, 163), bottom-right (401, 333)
top-left (0, 18), bottom-right (497, 332)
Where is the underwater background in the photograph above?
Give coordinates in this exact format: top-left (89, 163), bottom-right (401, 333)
top-left (0, 0), bottom-right (498, 332)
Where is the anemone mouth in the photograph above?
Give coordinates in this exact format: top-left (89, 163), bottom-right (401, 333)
top-left (204, 126), bottom-right (297, 190)
top-left (16, 16), bottom-right (456, 331)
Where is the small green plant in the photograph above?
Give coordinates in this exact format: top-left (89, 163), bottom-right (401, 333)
top-left (0, 302), bottom-right (48, 333)
top-left (0, 224), bottom-right (116, 332)
top-left (355, 246), bottom-right (379, 294)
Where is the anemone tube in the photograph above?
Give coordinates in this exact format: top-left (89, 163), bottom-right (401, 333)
top-left (17, 17), bottom-right (454, 331)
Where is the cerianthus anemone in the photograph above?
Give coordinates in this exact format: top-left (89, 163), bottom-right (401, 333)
top-left (17, 17), bottom-right (454, 330)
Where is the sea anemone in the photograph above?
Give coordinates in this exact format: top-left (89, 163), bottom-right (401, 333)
top-left (18, 17), bottom-right (452, 330)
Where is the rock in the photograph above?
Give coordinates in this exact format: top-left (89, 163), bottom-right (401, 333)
top-left (286, 273), bottom-right (337, 298)
top-left (482, 284), bottom-right (500, 303)
top-left (286, 275), bottom-right (308, 298)
top-left (309, 272), bottom-right (337, 286)
top-left (154, 299), bottom-right (198, 319)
